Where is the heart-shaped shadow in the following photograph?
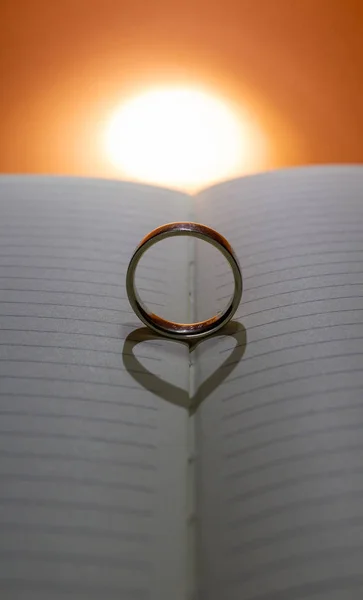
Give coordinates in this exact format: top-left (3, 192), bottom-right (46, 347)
top-left (122, 320), bottom-right (247, 415)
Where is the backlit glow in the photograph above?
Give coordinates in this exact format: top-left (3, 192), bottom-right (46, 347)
top-left (104, 87), bottom-right (260, 191)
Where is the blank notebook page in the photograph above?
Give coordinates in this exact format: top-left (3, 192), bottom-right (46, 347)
top-left (194, 166), bottom-right (363, 600)
top-left (0, 176), bottom-right (191, 600)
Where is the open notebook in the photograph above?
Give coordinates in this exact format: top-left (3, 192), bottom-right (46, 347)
top-left (1, 166), bottom-right (363, 600)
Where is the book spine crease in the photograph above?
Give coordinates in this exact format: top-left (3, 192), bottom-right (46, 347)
top-left (186, 238), bottom-right (198, 600)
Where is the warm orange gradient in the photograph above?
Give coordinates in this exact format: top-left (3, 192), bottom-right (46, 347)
top-left (1, 0), bottom-right (363, 190)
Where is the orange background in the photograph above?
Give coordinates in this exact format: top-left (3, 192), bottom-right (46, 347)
top-left (1, 0), bottom-right (363, 182)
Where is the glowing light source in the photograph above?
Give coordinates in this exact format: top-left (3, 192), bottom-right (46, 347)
top-left (104, 87), bottom-right (261, 191)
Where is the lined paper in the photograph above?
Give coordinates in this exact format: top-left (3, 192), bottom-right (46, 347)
top-left (194, 166), bottom-right (363, 600)
top-left (0, 176), bottom-right (191, 600)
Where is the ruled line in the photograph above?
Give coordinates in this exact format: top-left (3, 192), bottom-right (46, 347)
top-left (238, 294), bottom-right (363, 320)
top-left (0, 550), bottom-right (150, 570)
top-left (0, 577), bottom-right (149, 599)
top-left (0, 314), bottom-right (132, 324)
top-left (242, 259), bottom-right (363, 283)
top-left (220, 272), bottom-right (363, 302)
top-left (225, 545), bottom-right (363, 587)
top-left (224, 229), bottom-right (363, 254)
top-left (0, 263), bottom-right (132, 275)
top-left (0, 270), bottom-right (165, 284)
top-left (0, 358), bottom-right (161, 376)
top-left (0, 391), bottom-right (157, 410)
top-left (0, 429), bottom-right (156, 449)
top-left (0, 473), bottom-right (154, 493)
top-left (0, 521), bottom-right (153, 542)
top-left (0, 449), bottom-right (156, 469)
top-left (225, 440), bottom-right (363, 482)
top-left (0, 410), bottom-right (156, 429)
top-left (0, 327), bottom-right (141, 340)
top-left (0, 210), bottom-right (172, 225)
top-left (0, 300), bottom-right (135, 312)
top-left (212, 205), bottom-right (363, 230)
top-left (215, 239), bottom-right (363, 273)
top-left (222, 385), bottom-right (363, 423)
top-left (227, 465), bottom-right (363, 505)
top-left (226, 575), bottom-right (363, 600)
top-left (221, 322), bottom-right (363, 355)
top-left (241, 270), bottom-right (363, 294)
top-left (0, 252), bottom-right (167, 270)
top-left (221, 336), bottom-right (363, 372)
top-left (0, 496), bottom-right (152, 516)
top-left (0, 231), bottom-right (169, 254)
top-left (216, 251), bottom-right (363, 287)
top-left (239, 283), bottom-right (363, 305)
top-left (225, 220), bottom-right (363, 247)
top-left (221, 216), bottom-right (363, 239)
top-left (227, 488), bottom-right (363, 530)
top-left (0, 343), bottom-right (161, 362)
top-left (222, 367), bottom-right (363, 405)
top-left (220, 311), bottom-right (363, 355)
top-left (229, 515), bottom-right (363, 555)
top-left (237, 307), bottom-right (363, 334)
top-left (224, 420), bottom-right (363, 461)
top-left (0, 288), bottom-right (128, 300)
top-left (224, 399), bottom-right (363, 443)
top-left (0, 275), bottom-right (128, 287)
top-left (226, 351), bottom-right (363, 386)
top-left (0, 375), bottom-right (157, 391)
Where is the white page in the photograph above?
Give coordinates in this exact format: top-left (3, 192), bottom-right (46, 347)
top-left (193, 166), bottom-right (363, 600)
top-left (0, 176), bottom-right (191, 600)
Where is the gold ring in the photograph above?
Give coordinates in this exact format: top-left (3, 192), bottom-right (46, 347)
top-left (126, 222), bottom-right (242, 341)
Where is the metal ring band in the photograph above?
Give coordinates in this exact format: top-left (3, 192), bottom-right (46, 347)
top-left (126, 222), bottom-right (242, 341)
